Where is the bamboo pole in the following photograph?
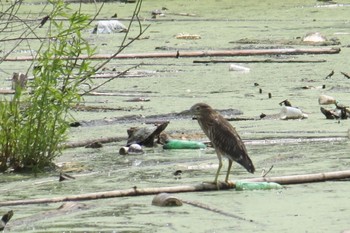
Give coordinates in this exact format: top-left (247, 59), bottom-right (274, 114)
top-left (0, 182), bottom-right (232, 206)
top-left (1, 170), bottom-right (350, 207)
top-left (244, 170), bottom-right (350, 184)
top-left (3, 48), bottom-right (341, 61)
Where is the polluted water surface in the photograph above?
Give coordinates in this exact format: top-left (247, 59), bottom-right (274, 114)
top-left (0, 0), bottom-right (350, 232)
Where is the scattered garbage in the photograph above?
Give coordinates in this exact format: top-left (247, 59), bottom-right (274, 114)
top-left (234, 181), bottom-right (283, 191)
top-left (126, 122), bottom-right (169, 147)
top-left (318, 94), bottom-right (336, 105)
top-left (92, 20), bottom-right (127, 34)
top-left (59, 172), bottom-right (76, 182)
top-left (163, 139), bottom-right (206, 149)
top-left (175, 33), bottom-right (201, 40)
top-left (279, 99), bottom-right (292, 107)
top-left (152, 193), bottom-right (183, 207)
top-left (0, 210), bottom-right (13, 231)
top-left (318, 94), bottom-right (349, 119)
top-left (280, 106), bottom-right (308, 120)
top-left (119, 144), bottom-right (144, 155)
top-left (302, 32), bottom-right (327, 43)
top-left (151, 8), bottom-right (167, 18)
top-left (85, 141), bottom-right (103, 148)
top-left (229, 64), bottom-right (250, 73)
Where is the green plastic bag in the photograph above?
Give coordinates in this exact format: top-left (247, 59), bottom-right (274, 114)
top-left (163, 139), bottom-right (206, 149)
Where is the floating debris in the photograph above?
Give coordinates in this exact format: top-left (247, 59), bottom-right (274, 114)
top-left (325, 70), bottom-right (335, 79)
top-left (152, 193), bottom-right (183, 207)
top-left (0, 210), bottom-right (13, 231)
top-left (163, 139), bottom-right (206, 149)
top-left (175, 33), bottom-right (201, 40)
top-left (340, 71), bottom-right (350, 79)
top-left (151, 9), bottom-right (166, 18)
top-left (280, 106), bottom-right (308, 120)
top-left (279, 99), bottom-right (292, 107)
top-left (303, 32), bottom-right (327, 43)
top-left (229, 64), bottom-right (250, 73)
top-left (92, 20), bottom-right (127, 34)
top-left (124, 97), bottom-right (150, 102)
top-left (85, 141), bottom-right (103, 148)
top-left (318, 94), bottom-right (336, 105)
top-left (126, 122), bottom-right (169, 147)
top-left (235, 181), bottom-right (283, 191)
top-left (59, 172), bottom-right (76, 182)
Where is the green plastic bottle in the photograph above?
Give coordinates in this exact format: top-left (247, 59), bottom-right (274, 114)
top-left (235, 181), bottom-right (283, 191)
top-left (163, 140), bottom-right (206, 149)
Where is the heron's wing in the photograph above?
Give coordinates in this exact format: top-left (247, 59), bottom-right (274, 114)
top-left (210, 114), bottom-right (247, 155)
top-left (209, 114), bottom-right (255, 173)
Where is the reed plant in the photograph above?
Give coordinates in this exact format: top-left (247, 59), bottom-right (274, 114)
top-left (0, 0), bottom-right (95, 172)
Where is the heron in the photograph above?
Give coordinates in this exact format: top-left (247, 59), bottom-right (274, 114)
top-left (190, 103), bottom-right (255, 184)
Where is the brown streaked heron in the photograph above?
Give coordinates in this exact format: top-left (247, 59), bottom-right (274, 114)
top-left (190, 103), bottom-right (255, 183)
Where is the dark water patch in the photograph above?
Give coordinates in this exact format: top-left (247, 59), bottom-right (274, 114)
top-left (80, 108), bottom-right (243, 126)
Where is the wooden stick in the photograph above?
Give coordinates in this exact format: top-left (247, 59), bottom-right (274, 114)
top-left (1, 170), bottom-right (350, 206)
top-left (4, 48), bottom-right (340, 61)
top-left (181, 199), bottom-right (255, 223)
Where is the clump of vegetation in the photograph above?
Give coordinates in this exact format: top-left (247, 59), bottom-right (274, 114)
top-left (0, 0), bottom-right (146, 173)
top-left (0, 0), bottom-right (95, 172)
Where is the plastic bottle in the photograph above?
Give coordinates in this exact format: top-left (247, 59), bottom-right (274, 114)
top-left (280, 106), bottom-right (308, 120)
top-left (163, 140), bottom-right (206, 149)
top-left (235, 181), bottom-right (283, 191)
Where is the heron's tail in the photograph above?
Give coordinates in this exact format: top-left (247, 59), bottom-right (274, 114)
top-left (238, 155), bottom-right (255, 173)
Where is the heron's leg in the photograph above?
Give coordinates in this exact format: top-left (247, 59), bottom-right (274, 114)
top-left (225, 160), bottom-right (233, 182)
top-left (214, 151), bottom-right (223, 184)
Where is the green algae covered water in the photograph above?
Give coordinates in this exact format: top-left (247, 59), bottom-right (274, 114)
top-left (1, 0), bottom-right (350, 232)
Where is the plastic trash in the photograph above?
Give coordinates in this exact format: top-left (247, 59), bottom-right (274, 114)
top-left (280, 106), bottom-right (308, 120)
top-left (119, 144), bottom-right (144, 155)
top-left (318, 94), bottom-right (336, 105)
top-left (229, 64), bottom-right (250, 73)
top-left (163, 140), bottom-right (206, 149)
top-left (152, 193), bottom-right (183, 207)
top-left (235, 181), bottom-right (283, 191)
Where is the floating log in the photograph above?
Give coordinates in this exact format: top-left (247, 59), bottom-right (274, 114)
top-left (3, 48), bottom-right (341, 61)
top-left (1, 170), bottom-right (350, 206)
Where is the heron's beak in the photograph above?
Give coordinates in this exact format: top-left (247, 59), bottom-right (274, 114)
top-left (178, 109), bottom-right (197, 120)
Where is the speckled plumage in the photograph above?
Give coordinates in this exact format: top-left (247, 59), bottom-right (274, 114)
top-left (190, 103), bottom-right (255, 183)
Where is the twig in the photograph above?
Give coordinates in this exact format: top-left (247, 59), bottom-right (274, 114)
top-left (341, 71), bottom-right (350, 79)
top-left (181, 199), bottom-right (256, 223)
top-left (261, 165), bottom-right (274, 177)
